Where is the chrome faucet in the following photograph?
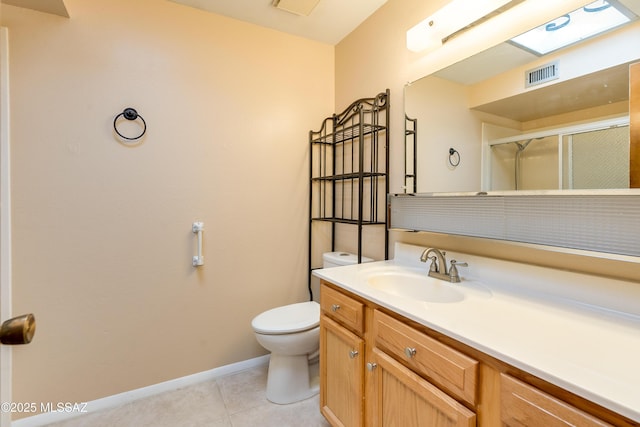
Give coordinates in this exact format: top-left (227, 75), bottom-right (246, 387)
top-left (419, 248), bottom-right (468, 283)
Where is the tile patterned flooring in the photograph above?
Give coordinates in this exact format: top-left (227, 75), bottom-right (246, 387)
top-left (47, 364), bottom-right (330, 427)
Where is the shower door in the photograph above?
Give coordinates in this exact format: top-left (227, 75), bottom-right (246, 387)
top-left (487, 119), bottom-right (631, 191)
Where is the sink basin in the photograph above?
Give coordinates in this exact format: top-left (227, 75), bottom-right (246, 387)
top-left (366, 271), bottom-right (465, 303)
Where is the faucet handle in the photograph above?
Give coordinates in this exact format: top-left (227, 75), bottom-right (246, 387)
top-left (449, 259), bottom-right (468, 283)
top-left (428, 256), bottom-right (438, 273)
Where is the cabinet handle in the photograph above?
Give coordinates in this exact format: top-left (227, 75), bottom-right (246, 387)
top-left (404, 347), bottom-right (417, 358)
top-left (331, 304), bottom-right (340, 312)
top-left (349, 350), bottom-right (359, 359)
top-left (366, 362), bottom-right (377, 371)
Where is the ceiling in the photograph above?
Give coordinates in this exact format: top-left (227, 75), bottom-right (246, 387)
top-left (471, 62), bottom-right (631, 122)
top-left (1, 0), bottom-right (69, 17)
top-left (167, 0), bottom-right (388, 45)
top-left (0, 0), bottom-right (388, 45)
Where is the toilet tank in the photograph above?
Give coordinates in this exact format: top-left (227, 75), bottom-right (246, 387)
top-left (322, 252), bottom-right (372, 268)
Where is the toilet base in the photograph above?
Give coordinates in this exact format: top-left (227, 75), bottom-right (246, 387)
top-left (265, 353), bottom-right (319, 404)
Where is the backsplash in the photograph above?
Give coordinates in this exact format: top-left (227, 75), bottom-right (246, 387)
top-left (389, 192), bottom-right (640, 257)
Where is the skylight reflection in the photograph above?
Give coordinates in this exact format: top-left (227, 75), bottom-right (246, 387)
top-left (510, 0), bottom-right (633, 55)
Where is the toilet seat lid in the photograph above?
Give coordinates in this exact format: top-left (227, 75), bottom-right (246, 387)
top-left (252, 301), bottom-right (320, 335)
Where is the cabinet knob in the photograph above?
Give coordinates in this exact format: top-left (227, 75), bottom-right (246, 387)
top-left (331, 304), bottom-right (340, 312)
top-left (349, 350), bottom-right (359, 359)
top-left (366, 362), bottom-right (377, 371)
top-left (404, 347), bottom-right (417, 358)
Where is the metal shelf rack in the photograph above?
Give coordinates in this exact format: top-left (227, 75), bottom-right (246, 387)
top-left (308, 90), bottom-right (389, 298)
top-left (405, 114), bottom-right (417, 193)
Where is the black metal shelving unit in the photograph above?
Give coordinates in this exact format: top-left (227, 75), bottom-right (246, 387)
top-left (405, 114), bottom-right (417, 193)
top-left (308, 90), bottom-right (390, 299)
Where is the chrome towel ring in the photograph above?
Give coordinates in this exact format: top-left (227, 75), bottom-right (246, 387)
top-left (113, 107), bottom-right (146, 141)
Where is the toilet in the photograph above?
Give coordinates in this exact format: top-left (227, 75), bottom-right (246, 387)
top-left (251, 251), bottom-right (370, 404)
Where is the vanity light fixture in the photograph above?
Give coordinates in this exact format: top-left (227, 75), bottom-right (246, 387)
top-left (510, 0), bottom-right (636, 55)
top-left (406, 0), bottom-right (515, 53)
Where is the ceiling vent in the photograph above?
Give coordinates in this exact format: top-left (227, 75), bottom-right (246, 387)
top-left (272, 0), bottom-right (321, 16)
top-left (525, 61), bottom-right (559, 88)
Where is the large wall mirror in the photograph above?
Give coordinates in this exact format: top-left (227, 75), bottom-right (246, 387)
top-left (404, 0), bottom-right (640, 194)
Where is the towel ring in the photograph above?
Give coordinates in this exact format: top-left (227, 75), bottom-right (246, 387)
top-left (449, 147), bottom-right (460, 167)
top-left (114, 108), bottom-right (146, 141)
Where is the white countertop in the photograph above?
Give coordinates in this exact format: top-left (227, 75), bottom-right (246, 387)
top-left (313, 243), bottom-right (640, 422)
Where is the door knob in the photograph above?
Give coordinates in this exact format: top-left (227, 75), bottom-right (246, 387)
top-left (0, 313), bottom-right (36, 345)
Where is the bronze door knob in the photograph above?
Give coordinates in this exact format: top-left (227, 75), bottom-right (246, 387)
top-left (0, 313), bottom-right (36, 345)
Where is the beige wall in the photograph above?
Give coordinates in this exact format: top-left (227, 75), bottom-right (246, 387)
top-left (404, 75), bottom-right (483, 193)
top-left (335, 0), bottom-right (640, 281)
top-left (2, 0), bottom-right (333, 416)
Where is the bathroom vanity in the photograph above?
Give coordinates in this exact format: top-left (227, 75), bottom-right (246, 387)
top-left (314, 244), bottom-right (640, 427)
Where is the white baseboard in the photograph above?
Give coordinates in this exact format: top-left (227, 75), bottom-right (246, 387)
top-left (12, 355), bottom-right (270, 427)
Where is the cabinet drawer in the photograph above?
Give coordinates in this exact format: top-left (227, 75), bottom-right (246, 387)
top-left (500, 374), bottom-right (612, 427)
top-left (321, 282), bottom-right (365, 334)
top-left (373, 309), bottom-right (478, 405)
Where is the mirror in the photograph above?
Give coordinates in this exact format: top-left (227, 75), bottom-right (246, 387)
top-left (404, 0), bottom-right (640, 193)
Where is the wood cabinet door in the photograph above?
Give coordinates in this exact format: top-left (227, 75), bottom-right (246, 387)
top-left (320, 315), bottom-right (365, 427)
top-left (367, 348), bottom-right (476, 427)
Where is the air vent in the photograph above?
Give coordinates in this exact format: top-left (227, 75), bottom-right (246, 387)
top-left (272, 0), bottom-right (321, 16)
top-left (525, 62), bottom-right (559, 88)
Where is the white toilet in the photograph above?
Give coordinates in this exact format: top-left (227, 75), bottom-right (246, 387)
top-left (251, 251), bottom-right (370, 404)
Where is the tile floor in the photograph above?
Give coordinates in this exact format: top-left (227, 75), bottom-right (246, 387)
top-left (47, 364), bottom-right (330, 427)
